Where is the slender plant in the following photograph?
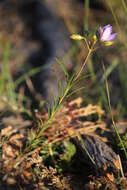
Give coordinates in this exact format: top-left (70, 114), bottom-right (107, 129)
top-left (16, 24), bottom-right (127, 169)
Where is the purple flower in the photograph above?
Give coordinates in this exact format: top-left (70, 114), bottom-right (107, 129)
top-left (99, 24), bottom-right (117, 42)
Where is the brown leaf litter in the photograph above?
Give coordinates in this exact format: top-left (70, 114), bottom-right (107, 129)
top-left (0, 97), bottom-right (126, 189)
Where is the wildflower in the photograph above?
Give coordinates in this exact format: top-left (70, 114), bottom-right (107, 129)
top-left (98, 24), bottom-right (117, 45)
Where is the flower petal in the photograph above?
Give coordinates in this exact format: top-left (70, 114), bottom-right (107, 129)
top-left (103, 24), bottom-right (112, 32)
top-left (101, 26), bottom-right (112, 41)
top-left (99, 27), bottom-right (103, 36)
top-left (106, 33), bottom-right (117, 41)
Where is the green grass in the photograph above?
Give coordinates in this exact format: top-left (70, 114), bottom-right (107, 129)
top-left (0, 42), bottom-right (17, 107)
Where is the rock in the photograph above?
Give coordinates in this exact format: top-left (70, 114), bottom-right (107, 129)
top-left (72, 134), bottom-right (119, 175)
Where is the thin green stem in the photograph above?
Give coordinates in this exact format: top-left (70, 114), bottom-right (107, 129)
top-left (106, 1), bottom-right (127, 49)
top-left (74, 48), bottom-right (92, 81)
top-left (121, 0), bottom-right (127, 15)
top-left (83, 38), bottom-right (90, 50)
top-left (58, 87), bottom-right (70, 105)
top-left (102, 62), bottom-right (127, 159)
top-left (74, 41), bottom-right (96, 81)
top-left (77, 133), bottom-right (96, 165)
top-left (106, 1), bottom-right (121, 32)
